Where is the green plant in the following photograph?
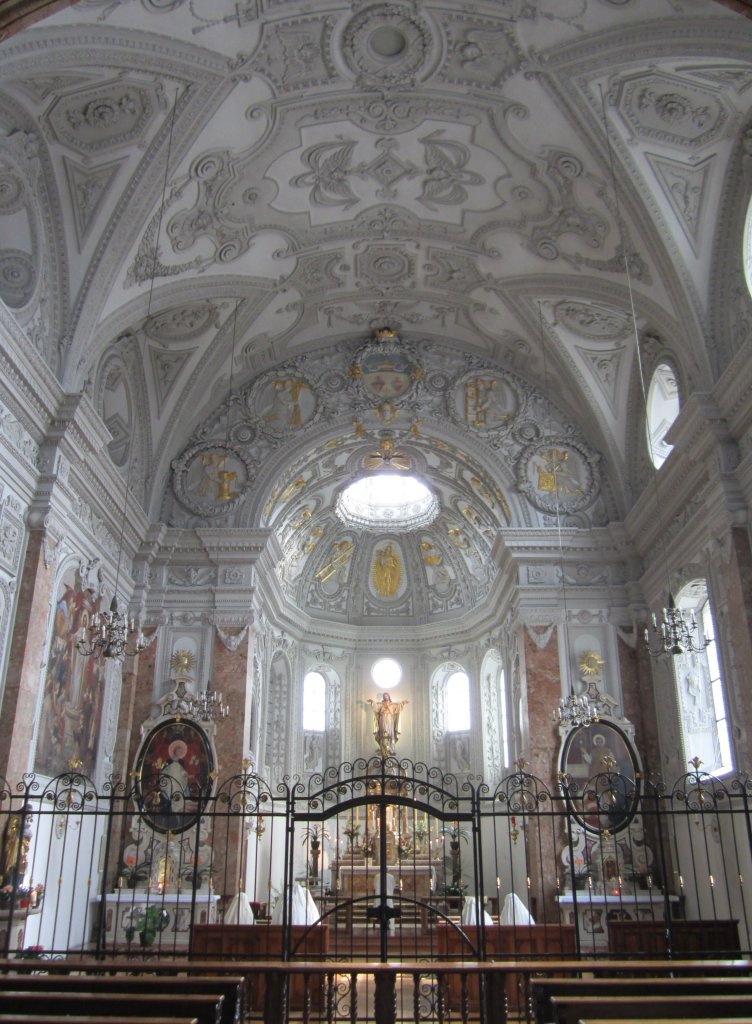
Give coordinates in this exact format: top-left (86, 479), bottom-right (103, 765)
top-left (124, 905), bottom-right (169, 946)
top-left (439, 822), bottom-right (470, 846)
top-left (301, 824), bottom-right (330, 847)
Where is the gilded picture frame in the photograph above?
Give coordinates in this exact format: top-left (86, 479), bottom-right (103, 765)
top-left (560, 719), bottom-right (640, 834)
top-left (134, 718), bottom-right (215, 834)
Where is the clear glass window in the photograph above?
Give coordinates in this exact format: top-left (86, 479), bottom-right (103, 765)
top-left (303, 670), bottom-right (326, 732)
top-left (646, 362), bottom-right (680, 468)
top-left (446, 670), bottom-right (471, 732)
top-left (673, 583), bottom-right (733, 776)
top-left (499, 668), bottom-right (510, 769)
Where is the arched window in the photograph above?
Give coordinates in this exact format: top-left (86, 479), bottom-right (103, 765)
top-left (646, 362), bottom-right (680, 468)
top-left (673, 582), bottom-right (733, 776)
top-left (445, 670), bottom-right (470, 732)
top-left (303, 670), bottom-right (326, 732)
top-left (499, 668), bottom-right (510, 769)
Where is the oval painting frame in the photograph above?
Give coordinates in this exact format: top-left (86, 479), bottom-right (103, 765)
top-left (134, 718), bottom-right (215, 835)
top-left (560, 719), bottom-right (641, 834)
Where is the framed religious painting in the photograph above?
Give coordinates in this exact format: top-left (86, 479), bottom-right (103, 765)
top-left (560, 719), bottom-right (640, 834)
top-left (134, 718), bottom-right (215, 834)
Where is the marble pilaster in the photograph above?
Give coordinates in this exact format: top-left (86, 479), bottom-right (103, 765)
top-left (0, 529), bottom-right (54, 782)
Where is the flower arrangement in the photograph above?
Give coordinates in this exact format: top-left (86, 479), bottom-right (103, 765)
top-left (15, 945), bottom-right (44, 959)
top-left (362, 835), bottom-right (375, 857)
top-left (397, 836), bottom-right (413, 859)
top-left (0, 882), bottom-right (44, 909)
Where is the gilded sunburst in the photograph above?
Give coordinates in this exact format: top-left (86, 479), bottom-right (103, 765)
top-left (170, 649), bottom-right (196, 675)
top-left (579, 650), bottom-right (604, 677)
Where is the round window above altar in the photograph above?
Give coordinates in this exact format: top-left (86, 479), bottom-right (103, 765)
top-left (372, 657), bottom-right (402, 689)
top-left (336, 473), bottom-right (439, 532)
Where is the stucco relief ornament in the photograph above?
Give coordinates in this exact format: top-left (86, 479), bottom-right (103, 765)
top-left (451, 370), bottom-right (517, 432)
top-left (171, 441), bottom-right (253, 518)
top-left (516, 439), bottom-right (599, 516)
top-left (249, 372), bottom-right (317, 437)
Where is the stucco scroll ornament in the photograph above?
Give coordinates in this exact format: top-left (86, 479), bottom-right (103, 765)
top-left (215, 623), bottom-right (249, 652)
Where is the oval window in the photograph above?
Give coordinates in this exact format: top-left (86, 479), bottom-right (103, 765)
top-left (646, 362), bottom-right (680, 468)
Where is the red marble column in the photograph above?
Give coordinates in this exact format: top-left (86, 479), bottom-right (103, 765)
top-left (524, 625), bottom-right (562, 784)
top-left (617, 631), bottom-right (662, 777)
top-left (208, 628), bottom-right (251, 897)
top-left (523, 624), bottom-right (563, 919)
top-left (0, 529), bottom-right (54, 783)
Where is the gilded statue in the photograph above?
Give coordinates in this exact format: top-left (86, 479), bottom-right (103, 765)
top-left (372, 544), bottom-right (401, 598)
top-left (2, 804), bottom-right (33, 887)
top-left (368, 692), bottom-right (409, 757)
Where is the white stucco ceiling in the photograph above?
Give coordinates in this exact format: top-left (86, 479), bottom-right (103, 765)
top-left (1, 0), bottom-right (751, 625)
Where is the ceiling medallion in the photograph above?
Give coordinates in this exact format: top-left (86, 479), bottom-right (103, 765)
top-left (516, 439), bottom-right (599, 516)
top-left (340, 4), bottom-right (433, 87)
top-left (172, 440), bottom-right (253, 518)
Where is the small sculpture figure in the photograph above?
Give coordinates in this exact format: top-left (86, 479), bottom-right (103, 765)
top-left (2, 804), bottom-right (33, 887)
top-left (367, 692), bottom-right (409, 757)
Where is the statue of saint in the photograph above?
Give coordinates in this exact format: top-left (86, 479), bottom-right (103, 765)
top-left (2, 804), bottom-right (32, 887)
top-left (372, 544), bottom-right (401, 598)
top-left (367, 692), bottom-right (408, 757)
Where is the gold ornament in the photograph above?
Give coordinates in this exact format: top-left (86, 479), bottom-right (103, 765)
top-left (170, 649), bottom-right (196, 675)
top-left (579, 650), bottom-right (604, 677)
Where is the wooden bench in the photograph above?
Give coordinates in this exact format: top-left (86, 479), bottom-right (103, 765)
top-left (0, 974), bottom-right (243, 1024)
top-left (191, 924), bottom-right (329, 1011)
top-left (578, 1019), bottom-right (752, 1024)
top-left (436, 921), bottom-right (577, 1014)
top-left (534, 976), bottom-right (752, 1023)
top-left (0, 1018), bottom-right (199, 1024)
top-left (0, 992), bottom-right (224, 1024)
top-left (549, 994), bottom-right (752, 1024)
top-left (608, 919), bottom-right (741, 957)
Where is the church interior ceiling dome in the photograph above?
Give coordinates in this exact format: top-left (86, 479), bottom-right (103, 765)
top-left (1, 0), bottom-right (750, 627)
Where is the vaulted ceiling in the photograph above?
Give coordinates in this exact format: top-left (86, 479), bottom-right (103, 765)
top-left (1, 0), bottom-right (751, 627)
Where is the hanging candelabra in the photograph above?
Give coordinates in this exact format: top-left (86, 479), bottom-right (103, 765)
top-left (643, 592), bottom-right (710, 658)
top-left (164, 679), bottom-right (229, 722)
top-left (553, 690), bottom-right (599, 729)
top-left (190, 684), bottom-right (229, 722)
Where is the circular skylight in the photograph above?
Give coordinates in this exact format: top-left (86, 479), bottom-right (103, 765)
top-left (336, 473), bottom-right (439, 532)
top-left (372, 657), bottom-right (402, 689)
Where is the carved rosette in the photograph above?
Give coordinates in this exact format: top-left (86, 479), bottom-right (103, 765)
top-left (339, 4), bottom-right (435, 88)
top-left (171, 441), bottom-right (253, 518)
top-left (516, 439), bottom-right (599, 515)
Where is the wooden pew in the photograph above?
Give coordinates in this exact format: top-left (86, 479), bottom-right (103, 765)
top-left (0, 1018), bottom-right (199, 1024)
top-left (436, 921), bottom-right (577, 1015)
top-left (608, 918), bottom-right (741, 957)
top-left (549, 994), bottom-right (752, 1024)
top-left (534, 976), bottom-right (752, 1024)
top-left (0, 1019), bottom-right (199, 1024)
top-left (0, 992), bottom-right (224, 1024)
top-left (191, 923), bottom-right (329, 1011)
top-left (0, 974), bottom-right (243, 1024)
top-left (579, 1019), bottom-right (752, 1024)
